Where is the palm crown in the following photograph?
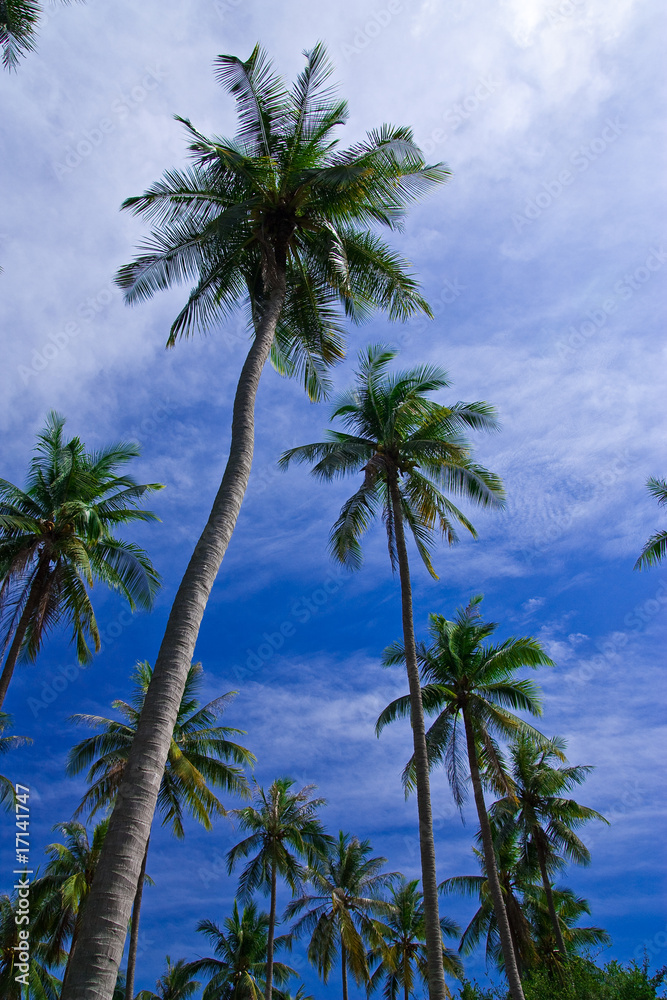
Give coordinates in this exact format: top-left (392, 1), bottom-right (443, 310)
top-left (280, 345), bottom-right (505, 576)
top-left (635, 476), bottom-right (667, 569)
top-left (0, 411), bottom-right (162, 707)
top-left (116, 44), bottom-right (449, 400)
top-left (66, 661), bottom-right (254, 837)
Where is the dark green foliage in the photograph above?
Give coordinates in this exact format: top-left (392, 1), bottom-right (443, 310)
top-left (453, 958), bottom-right (667, 999)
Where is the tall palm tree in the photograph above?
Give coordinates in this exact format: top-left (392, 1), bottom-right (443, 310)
top-left (367, 878), bottom-right (463, 1000)
top-left (635, 476), bottom-right (667, 569)
top-left (66, 660), bottom-right (254, 1000)
top-left (187, 900), bottom-right (296, 1000)
top-left (491, 734), bottom-right (607, 960)
top-left (29, 820), bottom-right (109, 994)
top-left (0, 0), bottom-right (83, 71)
top-left (135, 956), bottom-right (200, 1000)
top-left (377, 597), bottom-right (553, 1000)
top-left (64, 45), bottom-right (448, 999)
top-left (280, 345), bottom-right (504, 999)
top-left (285, 830), bottom-right (398, 1000)
top-left (0, 411), bottom-right (162, 709)
top-left (226, 778), bottom-right (331, 1000)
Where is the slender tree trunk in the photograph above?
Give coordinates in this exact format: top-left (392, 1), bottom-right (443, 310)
top-left (61, 274), bottom-right (287, 1000)
top-left (341, 943), bottom-right (348, 1000)
top-left (462, 714), bottom-right (525, 1000)
top-left (0, 555), bottom-right (50, 710)
top-left (535, 837), bottom-right (568, 959)
top-left (387, 475), bottom-right (448, 1000)
top-left (124, 838), bottom-right (149, 1000)
top-left (264, 860), bottom-right (277, 1000)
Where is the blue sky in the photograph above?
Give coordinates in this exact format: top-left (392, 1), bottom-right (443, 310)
top-left (1, 0), bottom-right (666, 993)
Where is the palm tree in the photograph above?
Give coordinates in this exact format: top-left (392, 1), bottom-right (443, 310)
top-left (285, 830), bottom-right (398, 1000)
top-left (367, 878), bottom-right (463, 1000)
top-left (520, 885), bottom-right (610, 973)
top-left (66, 660), bottom-right (254, 1000)
top-left (491, 733), bottom-right (608, 960)
top-left (0, 0), bottom-right (83, 71)
top-left (377, 596), bottom-right (553, 1000)
top-left (29, 820), bottom-right (109, 994)
top-left (0, 891), bottom-right (62, 1000)
top-left (226, 778), bottom-right (331, 1000)
top-left (635, 476), bottom-right (667, 569)
top-left (0, 711), bottom-right (31, 808)
top-left (187, 901), bottom-right (296, 1000)
top-left (64, 45), bottom-right (448, 999)
top-left (0, 411), bottom-right (162, 709)
top-left (280, 345), bottom-right (504, 999)
top-left (135, 956), bottom-right (201, 1000)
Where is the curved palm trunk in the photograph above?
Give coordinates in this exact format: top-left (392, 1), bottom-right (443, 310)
top-left (387, 476), bottom-right (448, 1000)
top-left (265, 861), bottom-right (277, 1000)
top-left (0, 554), bottom-right (51, 710)
top-left (462, 714), bottom-right (524, 1000)
top-left (61, 275), bottom-right (287, 1000)
top-left (124, 838), bottom-right (149, 1000)
top-left (341, 942), bottom-right (348, 1000)
top-left (534, 836), bottom-right (568, 960)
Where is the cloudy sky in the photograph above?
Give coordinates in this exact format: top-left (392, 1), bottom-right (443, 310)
top-left (1, 0), bottom-right (666, 993)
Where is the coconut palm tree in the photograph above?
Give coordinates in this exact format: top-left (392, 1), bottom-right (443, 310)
top-left (490, 733), bottom-right (608, 960)
top-left (66, 661), bottom-right (254, 1000)
top-left (367, 878), bottom-right (463, 1000)
top-left (285, 831), bottom-right (398, 1000)
top-left (376, 597), bottom-right (553, 1000)
top-left (187, 901), bottom-right (296, 1000)
top-left (0, 891), bottom-right (62, 1000)
top-left (0, 411), bottom-right (162, 710)
top-left (226, 778), bottom-right (331, 1000)
top-left (635, 477), bottom-right (667, 569)
top-left (0, 0), bottom-right (83, 71)
top-left (64, 45), bottom-right (448, 999)
top-left (135, 956), bottom-right (201, 1000)
top-left (28, 820), bottom-right (109, 994)
top-left (280, 345), bottom-right (504, 999)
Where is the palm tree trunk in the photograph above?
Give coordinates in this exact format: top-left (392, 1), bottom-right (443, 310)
top-left (61, 273), bottom-right (288, 1000)
top-left (124, 838), bottom-right (149, 1000)
top-left (387, 475), bottom-right (448, 1000)
top-left (462, 713), bottom-right (525, 1000)
top-left (265, 860), bottom-right (277, 1000)
top-left (341, 943), bottom-right (348, 1000)
top-left (0, 554), bottom-right (50, 710)
top-left (535, 837), bottom-right (568, 959)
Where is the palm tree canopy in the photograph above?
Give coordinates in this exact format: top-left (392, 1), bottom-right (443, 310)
top-left (377, 596), bottom-right (553, 805)
top-left (0, 411), bottom-right (162, 667)
top-left (116, 44), bottom-right (450, 401)
top-left (226, 777), bottom-right (332, 898)
top-left (0, 711), bottom-right (31, 809)
top-left (368, 878), bottom-right (463, 1000)
top-left (135, 956), bottom-right (201, 1000)
top-left (635, 476), bottom-right (667, 569)
top-left (280, 345), bottom-right (505, 577)
top-left (0, 0), bottom-right (84, 71)
top-left (491, 733), bottom-right (608, 870)
top-left (66, 660), bottom-right (254, 837)
top-left (187, 901), bottom-right (296, 1000)
top-left (285, 830), bottom-right (399, 987)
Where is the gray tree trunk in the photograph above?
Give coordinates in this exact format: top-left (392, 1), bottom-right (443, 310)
top-left (264, 861), bottom-right (277, 1000)
top-left (535, 835), bottom-right (568, 959)
top-left (462, 714), bottom-right (525, 1000)
top-left (388, 475), bottom-right (448, 1000)
top-left (61, 276), bottom-right (287, 1000)
top-left (341, 942), bottom-right (348, 1000)
top-left (124, 838), bottom-right (149, 1000)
